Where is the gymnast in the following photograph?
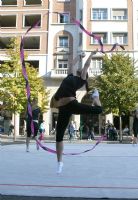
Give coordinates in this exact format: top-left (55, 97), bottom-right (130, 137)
top-left (51, 50), bottom-right (103, 173)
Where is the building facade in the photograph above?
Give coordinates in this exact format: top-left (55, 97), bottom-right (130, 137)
top-left (45, 0), bottom-right (138, 134)
top-left (0, 0), bottom-right (138, 135)
top-left (0, 0), bottom-right (49, 134)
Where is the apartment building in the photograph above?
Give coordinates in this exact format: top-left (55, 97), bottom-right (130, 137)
top-left (0, 0), bottom-right (137, 135)
top-left (132, 0), bottom-right (138, 55)
top-left (0, 0), bottom-right (79, 135)
top-left (0, 0), bottom-right (49, 134)
top-left (45, 0), bottom-right (138, 134)
top-left (0, 0), bottom-right (49, 74)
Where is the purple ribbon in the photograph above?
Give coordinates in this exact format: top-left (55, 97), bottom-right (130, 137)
top-left (20, 13), bottom-right (48, 136)
top-left (20, 37), bottom-right (35, 135)
top-left (73, 19), bottom-right (125, 53)
top-left (36, 134), bottom-right (106, 155)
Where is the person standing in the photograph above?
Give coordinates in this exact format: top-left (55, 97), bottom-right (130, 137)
top-left (68, 121), bottom-right (75, 141)
top-left (88, 126), bottom-right (95, 140)
top-left (26, 99), bottom-right (41, 152)
top-left (36, 120), bottom-right (45, 150)
top-left (8, 123), bottom-right (14, 136)
top-left (51, 50), bottom-right (102, 173)
top-left (132, 110), bottom-right (138, 144)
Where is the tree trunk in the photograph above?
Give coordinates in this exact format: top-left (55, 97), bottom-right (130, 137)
top-left (13, 113), bottom-right (20, 141)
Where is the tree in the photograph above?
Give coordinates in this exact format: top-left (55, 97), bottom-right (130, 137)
top-left (0, 38), bottom-right (49, 138)
top-left (89, 52), bottom-right (138, 141)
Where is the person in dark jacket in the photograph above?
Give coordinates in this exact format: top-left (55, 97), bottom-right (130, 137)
top-left (51, 50), bottom-right (103, 173)
top-left (26, 99), bottom-right (41, 152)
top-left (133, 110), bottom-right (138, 144)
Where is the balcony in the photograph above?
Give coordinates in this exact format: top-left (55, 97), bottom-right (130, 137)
top-left (50, 67), bottom-right (102, 78)
top-left (56, 47), bottom-right (69, 54)
top-left (51, 68), bottom-right (68, 78)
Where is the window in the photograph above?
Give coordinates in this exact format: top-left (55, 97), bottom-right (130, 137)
top-left (24, 36), bottom-right (40, 50)
top-left (1, 0), bottom-right (17, 6)
top-left (24, 0), bottom-right (42, 6)
top-left (91, 58), bottom-right (103, 74)
top-left (0, 37), bottom-right (12, 49)
top-left (59, 36), bottom-right (69, 47)
top-left (92, 9), bottom-right (108, 20)
top-left (112, 9), bottom-right (127, 20)
top-left (112, 33), bottom-right (128, 44)
top-left (92, 33), bottom-right (107, 44)
top-left (92, 58), bottom-right (102, 70)
top-left (90, 58), bottom-right (102, 75)
top-left (24, 15), bottom-right (41, 27)
top-left (59, 13), bottom-right (69, 23)
top-left (58, 59), bottom-right (68, 68)
top-left (1, 15), bottom-right (16, 28)
top-left (25, 60), bottom-right (39, 70)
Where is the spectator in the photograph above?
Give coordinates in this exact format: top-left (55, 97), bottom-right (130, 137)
top-left (0, 125), bottom-right (4, 134)
top-left (88, 126), bottom-right (95, 140)
top-left (68, 121), bottom-right (75, 141)
top-left (8, 124), bottom-right (14, 136)
top-left (132, 110), bottom-right (138, 144)
top-left (108, 125), bottom-right (118, 141)
top-left (36, 120), bottom-right (45, 150)
top-left (123, 125), bottom-right (129, 136)
top-left (26, 99), bottom-right (41, 152)
top-left (105, 120), bottom-right (112, 139)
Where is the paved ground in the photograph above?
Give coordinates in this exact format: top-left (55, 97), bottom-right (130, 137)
top-left (0, 135), bottom-right (138, 199)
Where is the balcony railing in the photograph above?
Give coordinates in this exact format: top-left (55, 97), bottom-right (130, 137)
top-left (50, 68), bottom-right (102, 78)
top-left (56, 47), bottom-right (69, 53)
top-left (51, 68), bottom-right (68, 77)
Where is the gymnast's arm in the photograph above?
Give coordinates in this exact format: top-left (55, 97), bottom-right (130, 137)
top-left (81, 50), bottom-right (97, 80)
top-left (68, 55), bottom-right (80, 75)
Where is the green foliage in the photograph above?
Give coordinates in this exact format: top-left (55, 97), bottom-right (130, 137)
top-left (89, 52), bottom-right (138, 115)
top-left (0, 38), bottom-right (49, 114)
